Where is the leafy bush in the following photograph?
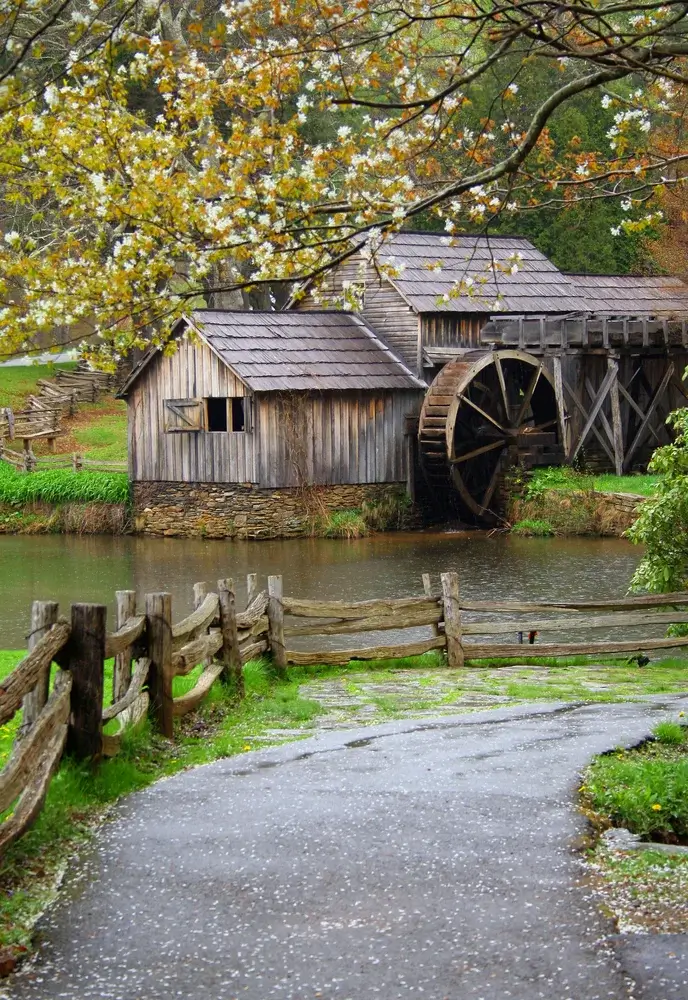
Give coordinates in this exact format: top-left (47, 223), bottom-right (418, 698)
top-left (628, 408), bottom-right (688, 593)
top-left (511, 518), bottom-right (554, 537)
top-left (0, 464), bottom-right (129, 505)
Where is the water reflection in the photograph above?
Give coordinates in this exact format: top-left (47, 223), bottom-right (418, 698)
top-left (0, 532), bottom-right (643, 648)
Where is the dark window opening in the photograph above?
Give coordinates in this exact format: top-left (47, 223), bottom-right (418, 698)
top-left (231, 397), bottom-right (245, 432)
top-left (206, 397), bottom-right (228, 432)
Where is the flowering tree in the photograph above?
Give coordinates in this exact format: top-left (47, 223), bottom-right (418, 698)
top-left (1, 0), bottom-right (688, 361)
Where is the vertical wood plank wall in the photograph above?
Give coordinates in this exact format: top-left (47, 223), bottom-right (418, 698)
top-left (128, 338), bottom-right (423, 486)
top-left (256, 391), bottom-right (422, 488)
top-left (295, 254), bottom-right (421, 374)
top-left (128, 336), bottom-right (256, 483)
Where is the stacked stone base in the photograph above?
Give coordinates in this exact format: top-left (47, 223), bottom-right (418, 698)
top-left (133, 481), bottom-right (408, 539)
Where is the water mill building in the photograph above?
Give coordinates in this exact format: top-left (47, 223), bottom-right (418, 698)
top-left (120, 232), bottom-right (688, 537)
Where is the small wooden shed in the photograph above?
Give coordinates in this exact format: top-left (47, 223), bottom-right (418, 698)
top-left (119, 310), bottom-right (425, 537)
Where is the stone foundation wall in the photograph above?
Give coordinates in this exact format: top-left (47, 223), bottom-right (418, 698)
top-left (133, 481), bottom-right (409, 539)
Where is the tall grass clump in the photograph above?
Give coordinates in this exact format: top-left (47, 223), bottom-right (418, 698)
top-left (319, 509), bottom-right (368, 538)
top-left (0, 464), bottom-right (129, 505)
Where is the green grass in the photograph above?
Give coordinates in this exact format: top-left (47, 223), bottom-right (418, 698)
top-left (0, 363), bottom-right (76, 410)
top-left (528, 466), bottom-right (661, 497)
top-left (69, 401), bottom-right (128, 462)
top-left (0, 464), bottom-right (128, 505)
top-left (511, 518), bottom-right (554, 537)
top-left (583, 720), bottom-right (688, 841)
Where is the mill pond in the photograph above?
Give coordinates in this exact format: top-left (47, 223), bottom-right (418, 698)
top-left (0, 531), bottom-right (644, 649)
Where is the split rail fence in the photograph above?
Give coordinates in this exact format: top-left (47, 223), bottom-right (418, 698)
top-left (1, 571), bottom-right (688, 856)
top-left (0, 365), bottom-right (118, 469)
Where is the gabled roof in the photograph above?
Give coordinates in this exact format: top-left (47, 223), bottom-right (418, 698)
top-left (565, 273), bottom-right (688, 316)
top-left (378, 232), bottom-right (589, 314)
top-left (119, 310), bottom-right (425, 396)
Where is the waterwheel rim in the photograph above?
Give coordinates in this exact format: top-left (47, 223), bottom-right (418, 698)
top-left (419, 350), bottom-right (561, 521)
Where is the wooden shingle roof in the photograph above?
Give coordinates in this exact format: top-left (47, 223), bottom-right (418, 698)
top-left (120, 310), bottom-right (425, 396)
top-left (380, 232), bottom-right (589, 314)
top-left (565, 274), bottom-right (688, 316)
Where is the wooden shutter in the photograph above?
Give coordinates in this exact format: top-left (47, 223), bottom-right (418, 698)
top-left (163, 398), bottom-right (204, 432)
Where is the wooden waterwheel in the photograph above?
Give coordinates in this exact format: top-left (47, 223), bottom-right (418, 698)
top-left (418, 350), bottom-right (563, 522)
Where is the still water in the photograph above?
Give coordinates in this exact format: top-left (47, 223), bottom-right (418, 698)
top-left (0, 532), bottom-right (644, 648)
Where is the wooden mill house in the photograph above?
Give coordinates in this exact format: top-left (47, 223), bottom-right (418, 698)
top-left (120, 311), bottom-right (424, 538)
top-left (121, 232), bottom-right (688, 536)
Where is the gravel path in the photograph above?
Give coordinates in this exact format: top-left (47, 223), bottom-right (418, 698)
top-left (4, 698), bottom-right (688, 1000)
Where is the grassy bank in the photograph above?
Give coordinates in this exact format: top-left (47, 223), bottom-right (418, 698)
top-left (1, 647), bottom-right (688, 965)
top-left (0, 465), bottom-right (129, 534)
top-left (509, 466), bottom-right (657, 537)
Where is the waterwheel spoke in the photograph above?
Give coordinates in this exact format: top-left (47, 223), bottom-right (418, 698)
top-left (449, 439), bottom-right (505, 465)
top-left (493, 355), bottom-right (511, 426)
top-left (515, 363), bottom-right (543, 428)
top-left (458, 393), bottom-right (508, 433)
top-left (529, 418), bottom-right (558, 432)
top-left (480, 457), bottom-right (504, 513)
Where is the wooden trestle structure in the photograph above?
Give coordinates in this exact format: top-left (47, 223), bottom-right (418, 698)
top-left (418, 312), bottom-right (688, 520)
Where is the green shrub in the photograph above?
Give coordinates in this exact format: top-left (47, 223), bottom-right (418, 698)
top-left (511, 518), bottom-right (554, 537)
top-left (0, 465), bottom-right (129, 505)
top-left (653, 721), bottom-right (687, 746)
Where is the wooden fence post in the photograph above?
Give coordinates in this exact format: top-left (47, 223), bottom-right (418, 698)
top-left (193, 581), bottom-right (207, 608)
top-left (145, 592), bottom-right (174, 739)
top-left (441, 572), bottom-right (464, 668)
top-left (192, 581), bottom-right (212, 672)
top-left (267, 575), bottom-right (286, 676)
top-left (218, 579), bottom-right (244, 697)
top-left (19, 600), bottom-right (59, 737)
top-left (422, 573), bottom-right (441, 639)
top-left (113, 590), bottom-right (137, 703)
top-left (246, 573), bottom-right (258, 607)
top-left (67, 603), bottom-right (106, 759)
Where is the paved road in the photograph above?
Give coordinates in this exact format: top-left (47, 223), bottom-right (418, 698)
top-left (5, 699), bottom-right (688, 1000)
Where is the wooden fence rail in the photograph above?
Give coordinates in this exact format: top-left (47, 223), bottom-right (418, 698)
top-left (1, 570), bottom-right (687, 855)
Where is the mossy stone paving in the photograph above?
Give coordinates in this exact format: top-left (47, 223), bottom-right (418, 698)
top-left (297, 661), bottom-right (688, 728)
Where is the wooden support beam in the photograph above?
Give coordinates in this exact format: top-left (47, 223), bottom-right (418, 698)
top-left (551, 356), bottom-right (569, 457)
top-left (584, 377), bottom-right (615, 451)
top-left (607, 358), bottom-right (624, 476)
top-left (246, 573), bottom-right (258, 608)
top-left (624, 363), bottom-right (675, 472)
top-left (617, 382), bottom-right (663, 446)
top-left (564, 373), bottom-right (616, 466)
top-left (570, 366), bottom-right (618, 464)
top-left (66, 603), bottom-right (106, 760)
top-left (20, 601), bottom-right (59, 737)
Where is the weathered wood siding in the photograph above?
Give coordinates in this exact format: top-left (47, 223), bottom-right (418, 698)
top-left (128, 336), bottom-right (256, 483)
top-left (256, 390), bottom-right (421, 488)
top-left (295, 254), bottom-right (421, 374)
top-left (422, 314), bottom-right (486, 350)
